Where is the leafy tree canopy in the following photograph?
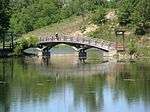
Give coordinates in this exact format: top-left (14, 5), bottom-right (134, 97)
top-left (0, 0), bottom-right (10, 41)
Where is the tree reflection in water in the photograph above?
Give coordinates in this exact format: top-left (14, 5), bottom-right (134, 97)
top-left (0, 57), bottom-right (150, 112)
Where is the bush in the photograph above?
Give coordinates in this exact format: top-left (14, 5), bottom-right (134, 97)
top-left (135, 26), bottom-right (145, 35)
top-left (90, 7), bottom-right (106, 25)
top-left (118, 10), bottom-right (131, 26)
top-left (14, 43), bottom-right (23, 55)
top-left (14, 35), bottom-right (39, 55)
top-left (127, 39), bottom-right (138, 55)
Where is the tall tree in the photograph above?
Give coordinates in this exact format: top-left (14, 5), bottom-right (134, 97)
top-left (0, 0), bottom-right (10, 48)
top-left (131, 0), bottom-right (150, 35)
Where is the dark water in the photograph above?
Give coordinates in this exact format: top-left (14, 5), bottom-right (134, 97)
top-left (0, 51), bottom-right (150, 112)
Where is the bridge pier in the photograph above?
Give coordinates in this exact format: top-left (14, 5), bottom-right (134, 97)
top-left (79, 49), bottom-right (87, 62)
top-left (42, 47), bottom-right (51, 57)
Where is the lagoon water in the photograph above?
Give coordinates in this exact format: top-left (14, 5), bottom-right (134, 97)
top-left (0, 47), bottom-right (150, 112)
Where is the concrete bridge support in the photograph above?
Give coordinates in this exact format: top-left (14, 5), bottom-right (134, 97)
top-left (42, 47), bottom-right (51, 57)
top-left (79, 49), bottom-right (87, 62)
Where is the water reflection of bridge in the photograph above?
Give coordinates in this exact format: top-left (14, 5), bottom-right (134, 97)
top-left (0, 57), bottom-right (121, 80)
top-left (23, 56), bottom-right (121, 78)
top-left (40, 62), bottom-right (116, 77)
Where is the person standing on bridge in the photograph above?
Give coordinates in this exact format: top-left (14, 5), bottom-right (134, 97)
top-left (55, 33), bottom-right (59, 40)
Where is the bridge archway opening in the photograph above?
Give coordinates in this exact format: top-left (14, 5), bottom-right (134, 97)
top-left (49, 44), bottom-right (78, 55)
top-left (86, 48), bottom-right (103, 61)
top-left (42, 43), bottom-right (109, 58)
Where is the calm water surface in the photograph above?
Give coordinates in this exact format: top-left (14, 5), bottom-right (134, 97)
top-left (0, 48), bottom-right (150, 112)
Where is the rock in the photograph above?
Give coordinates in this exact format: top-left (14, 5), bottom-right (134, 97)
top-left (105, 11), bottom-right (117, 21)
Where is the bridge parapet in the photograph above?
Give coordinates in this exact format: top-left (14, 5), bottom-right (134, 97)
top-left (39, 35), bottom-right (116, 52)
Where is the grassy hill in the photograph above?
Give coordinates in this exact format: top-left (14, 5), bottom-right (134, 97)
top-left (27, 16), bottom-right (84, 37)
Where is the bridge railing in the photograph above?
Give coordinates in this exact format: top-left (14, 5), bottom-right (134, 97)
top-left (39, 35), bottom-right (116, 51)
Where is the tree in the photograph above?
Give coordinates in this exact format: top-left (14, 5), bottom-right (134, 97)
top-left (131, 0), bottom-right (150, 35)
top-left (118, 0), bottom-right (139, 26)
top-left (127, 38), bottom-right (138, 58)
top-left (118, 0), bottom-right (150, 35)
top-left (91, 6), bottom-right (106, 25)
top-left (0, 0), bottom-right (10, 48)
top-left (10, 0), bottom-right (61, 34)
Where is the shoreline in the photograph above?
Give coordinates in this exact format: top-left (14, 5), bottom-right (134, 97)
top-left (0, 49), bottom-right (13, 58)
top-left (0, 52), bottom-right (150, 63)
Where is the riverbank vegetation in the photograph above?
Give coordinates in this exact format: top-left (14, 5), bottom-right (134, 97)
top-left (0, 0), bottom-right (150, 57)
top-left (14, 35), bottom-right (38, 55)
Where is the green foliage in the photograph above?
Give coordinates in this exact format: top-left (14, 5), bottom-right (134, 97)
top-left (118, 10), bottom-right (131, 26)
top-left (127, 38), bottom-right (138, 55)
top-left (118, 0), bottom-right (150, 35)
top-left (131, 0), bottom-right (150, 35)
top-left (88, 20), bottom-right (118, 41)
top-left (10, 0), bottom-right (61, 34)
top-left (9, 0), bottom-right (78, 35)
top-left (9, 0), bottom-right (109, 35)
top-left (90, 7), bottom-right (106, 25)
top-left (135, 24), bottom-right (146, 35)
top-left (0, 0), bottom-right (11, 41)
top-left (14, 35), bottom-right (38, 55)
top-left (138, 47), bottom-right (150, 57)
top-left (117, 0), bottom-right (137, 26)
top-left (14, 42), bottom-right (23, 55)
top-left (10, 10), bottom-right (33, 34)
top-left (7, 0), bottom-right (150, 39)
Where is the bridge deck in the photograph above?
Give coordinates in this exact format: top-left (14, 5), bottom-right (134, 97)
top-left (39, 35), bottom-right (117, 52)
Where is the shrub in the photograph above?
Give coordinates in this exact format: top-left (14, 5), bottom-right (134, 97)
top-left (90, 7), bottom-right (106, 25)
top-left (118, 10), bottom-right (131, 26)
top-left (135, 25), bottom-right (145, 35)
top-left (127, 38), bottom-right (138, 56)
top-left (14, 35), bottom-right (39, 55)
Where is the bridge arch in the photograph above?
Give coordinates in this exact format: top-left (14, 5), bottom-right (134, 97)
top-left (37, 35), bottom-right (117, 60)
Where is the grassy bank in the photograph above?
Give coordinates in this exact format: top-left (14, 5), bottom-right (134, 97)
top-left (28, 16), bottom-right (84, 37)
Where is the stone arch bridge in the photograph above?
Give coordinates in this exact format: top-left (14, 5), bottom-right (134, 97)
top-left (38, 35), bottom-right (117, 61)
